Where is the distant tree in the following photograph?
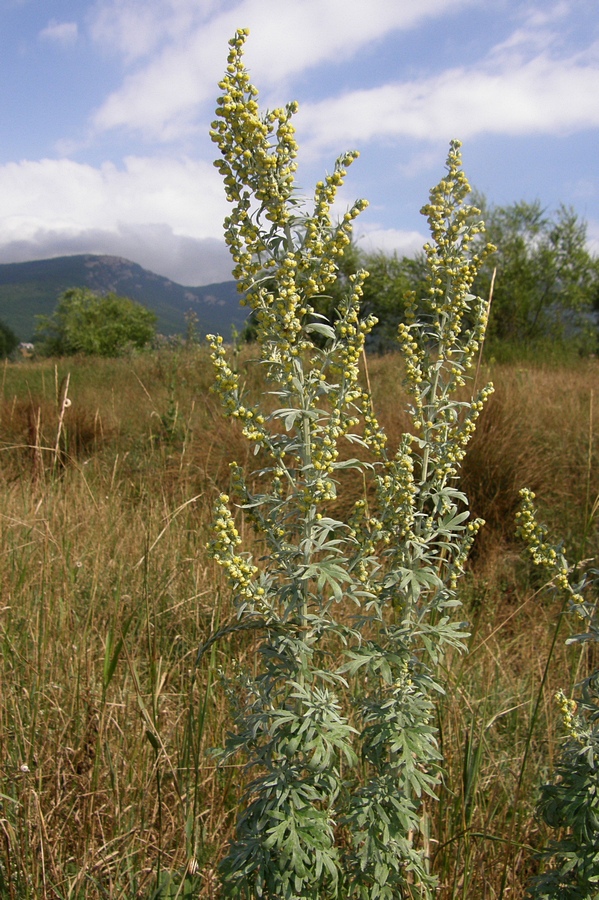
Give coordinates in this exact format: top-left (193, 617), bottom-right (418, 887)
top-left (35, 288), bottom-right (157, 357)
top-left (472, 197), bottom-right (599, 350)
top-left (350, 199), bottom-right (599, 355)
top-left (0, 319), bottom-right (19, 358)
top-left (358, 250), bottom-right (429, 351)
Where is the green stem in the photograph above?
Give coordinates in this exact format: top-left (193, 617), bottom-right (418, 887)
top-left (419, 312), bottom-right (446, 488)
top-left (297, 377), bottom-right (313, 699)
top-left (497, 593), bottom-right (569, 899)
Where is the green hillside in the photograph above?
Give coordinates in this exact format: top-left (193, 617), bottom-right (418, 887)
top-left (0, 255), bottom-right (247, 340)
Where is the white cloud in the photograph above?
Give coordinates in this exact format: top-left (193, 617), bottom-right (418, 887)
top-left (89, 0), bottom-right (476, 140)
top-left (0, 156), bottom-right (233, 283)
top-left (0, 226), bottom-right (233, 285)
top-left (8, 0), bottom-right (598, 287)
top-left (87, 0), bottom-right (599, 152)
top-left (355, 226), bottom-right (427, 258)
top-left (297, 47), bottom-right (599, 149)
top-left (89, 0), bottom-right (217, 62)
top-left (39, 20), bottom-right (78, 45)
top-left (516, 0), bottom-right (572, 31)
top-left (238, 0), bottom-right (476, 83)
top-left (0, 156), bottom-right (226, 234)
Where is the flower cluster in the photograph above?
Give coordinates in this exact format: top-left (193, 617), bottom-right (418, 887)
top-left (375, 437), bottom-right (418, 543)
top-left (393, 143), bottom-right (496, 497)
top-left (418, 140), bottom-right (494, 361)
top-left (210, 30), bottom-right (299, 280)
top-left (207, 334), bottom-right (267, 444)
top-left (331, 274), bottom-right (375, 386)
top-left (207, 493), bottom-right (259, 602)
top-left (448, 517), bottom-right (485, 589)
top-left (555, 689), bottom-right (581, 741)
top-left (516, 488), bottom-right (583, 602)
top-left (210, 28), bottom-right (369, 362)
top-left (361, 390), bottom-right (387, 456)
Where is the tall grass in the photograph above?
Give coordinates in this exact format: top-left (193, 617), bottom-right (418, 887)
top-left (0, 348), bottom-right (596, 897)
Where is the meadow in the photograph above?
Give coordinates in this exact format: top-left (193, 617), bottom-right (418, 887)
top-left (0, 345), bottom-right (596, 898)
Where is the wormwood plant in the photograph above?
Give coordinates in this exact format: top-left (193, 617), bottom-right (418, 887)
top-left (205, 29), bottom-right (494, 899)
top-left (517, 492), bottom-right (599, 899)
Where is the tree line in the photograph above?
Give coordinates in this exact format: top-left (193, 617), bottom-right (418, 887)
top-left (1, 196), bottom-right (597, 359)
top-left (352, 196), bottom-right (599, 357)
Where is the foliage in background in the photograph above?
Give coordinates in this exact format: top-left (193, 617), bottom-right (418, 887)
top-left (35, 287), bottom-right (157, 357)
top-left (207, 29), bottom-right (495, 899)
top-left (315, 201), bottom-right (598, 358)
top-left (0, 318), bottom-right (19, 358)
top-left (357, 252), bottom-right (427, 353)
top-left (473, 198), bottom-right (599, 353)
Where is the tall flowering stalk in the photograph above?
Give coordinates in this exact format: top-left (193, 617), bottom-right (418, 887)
top-left (206, 30), bottom-right (494, 899)
top-left (516, 492), bottom-right (599, 899)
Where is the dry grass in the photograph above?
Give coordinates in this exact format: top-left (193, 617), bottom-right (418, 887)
top-left (0, 348), bottom-right (596, 898)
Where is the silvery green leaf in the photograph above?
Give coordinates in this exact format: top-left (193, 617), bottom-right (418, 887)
top-left (305, 322), bottom-right (336, 340)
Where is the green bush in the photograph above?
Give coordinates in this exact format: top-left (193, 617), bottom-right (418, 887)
top-left (35, 287), bottom-right (157, 357)
top-left (341, 198), bottom-right (599, 358)
top-left (473, 198), bottom-right (599, 351)
top-left (0, 318), bottom-right (19, 358)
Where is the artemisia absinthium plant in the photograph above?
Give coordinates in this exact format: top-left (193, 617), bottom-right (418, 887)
top-left (517, 493), bottom-right (599, 899)
top-left (206, 29), bottom-right (495, 900)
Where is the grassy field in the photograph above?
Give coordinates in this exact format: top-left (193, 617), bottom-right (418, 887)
top-left (0, 346), bottom-right (597, 898)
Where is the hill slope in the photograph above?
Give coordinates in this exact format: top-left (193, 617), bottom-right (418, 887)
top-left (0, 255), bottom-right (247, 341)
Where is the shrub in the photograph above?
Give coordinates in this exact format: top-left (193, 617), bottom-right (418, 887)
top-left (205, 29), bottom-right (494, 899)
top-left (35, 287), bottom-right (157, 357)
top-left (0, 318), bottom-right (19, 357)
top-left (473, 198), bottom-right (599, 353)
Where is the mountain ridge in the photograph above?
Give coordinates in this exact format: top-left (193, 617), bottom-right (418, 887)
top-left (0, 254), bottom-right (247, 340)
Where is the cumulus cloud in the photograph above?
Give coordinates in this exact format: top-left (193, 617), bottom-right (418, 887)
top-left (87, 0), bottom-right (599, 153)
top-left (89, 0), bottom-right (217, 62)
top-left (89, 0), bottom-right (475, 139)
top-left (0, 156), bottom-right (233, 283)
top-left (0, 156), bottom-right (226, 234)
top-left (0, 225), bottom-right (233, 285)
top-left (39, 20), bottom-right (79, 45)
top-left (355, 226), bottom-right (428, 258)
top-left (296, 47), bottom-right (599, 150)
top-left (5, 0), bottom-right (597, 287)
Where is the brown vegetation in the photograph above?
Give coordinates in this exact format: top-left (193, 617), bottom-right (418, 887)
top-left (0, 347), bottom-right (596, 898)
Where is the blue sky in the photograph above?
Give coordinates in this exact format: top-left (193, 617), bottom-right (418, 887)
top-left (0, 0), bottom-right (597, 286)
